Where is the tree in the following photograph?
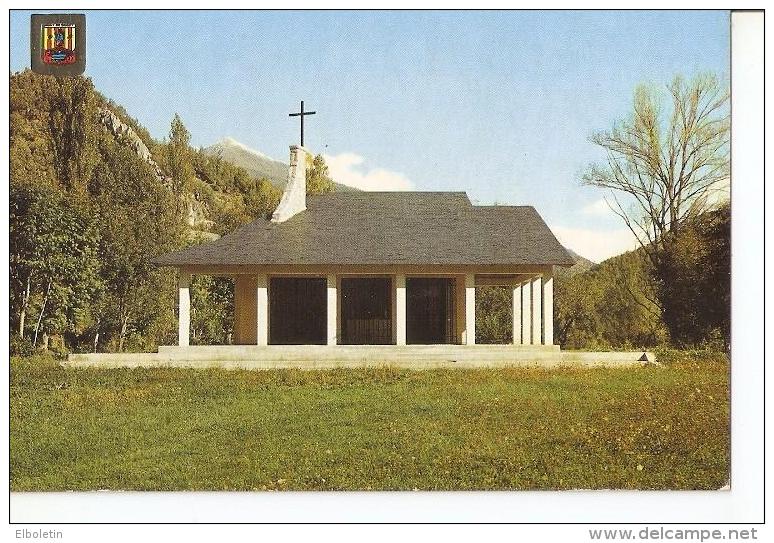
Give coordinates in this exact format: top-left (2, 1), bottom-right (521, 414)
top-left (10, 71), bottom-right (102, 350)
top-left (306, 153), bottom-right (335, 194)
top-left (10, 70), bottom-right (303, 354)
top-left (583, 73), bottom-right (729, 267)
top-left (90, 137), bottom-right (185, 352)
top-left (554, 273), bottom-right (603, 349)
top-left (165, 113), bottom-right (196, 194)
top-left (554, 251), bottom-right (667, 350)
top-left (9, 181), bottom-right (101, 347)
top-left (476, 287), bottom-right (512, 343)
top-left (655, 203), bottom-right (730, 349)
top-left (244, 178), bottom-right (282, 219)
top-left (10, 71), bottom-right (99, 194)
top-left (46, 76), bottom-right (99, 193)
top-left (10, 71), bottom-right (193, 354)
top-left (190, 275), bottom-right (234, 345)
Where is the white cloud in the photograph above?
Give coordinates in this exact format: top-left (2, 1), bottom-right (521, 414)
top-left (323, 152), bottom-right (414, 191)
top-left (551, 225), bottom-right (640, 264)
top-left (582, 198), bottom-right (615, 217)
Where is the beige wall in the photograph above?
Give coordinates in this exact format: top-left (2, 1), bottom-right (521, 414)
top-left (233, 275), bottom-right (257, 345)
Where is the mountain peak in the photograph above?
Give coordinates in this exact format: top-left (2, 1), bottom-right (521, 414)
top-left (204, 137), bottom-right (358, 193)
top-left (212, 137), bottom-right (279, 163)
top-left (204, 137), bottom-right (289, 188)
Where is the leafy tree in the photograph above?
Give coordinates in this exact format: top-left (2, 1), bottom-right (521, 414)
top-left (476, 287), bottom-right (512, 343)
top-left (190, 276), bottom-right (234, 345)
top-left (554, 274), bottom-right (603, 348)
top-left (10, 72), bottom-right (106, 350)
top-left (9, 70), bottom-right (289, 354)
top-left (655, 203), bottom-right (730, 349)
top-left (554, 250), bottom-right (667, 350)
top-left (10, 70), bottom-right (99, 193)
top-left (10, 182), bottom-right (48, 339)
top-left (306, 153), bottom-right (334, 194)
top-left (10, 74), bottom-right (57, 190)
top-left (9, 182), bottom-right (101, 347)
top-left (245, 178), bottom-right (282, 218)
top-left (47, 76), bottom-right (100, 193)
top-left (90, 135), bottom-right (185, 351)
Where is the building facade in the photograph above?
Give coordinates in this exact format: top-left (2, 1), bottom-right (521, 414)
top-left (154, 146), bottom-right (575, 349)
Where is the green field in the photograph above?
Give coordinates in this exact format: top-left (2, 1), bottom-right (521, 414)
top-left (10, 352), bottom-right (729, 491)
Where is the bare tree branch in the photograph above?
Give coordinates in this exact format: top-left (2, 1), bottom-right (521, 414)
top-left (583, 73), bottom-right (729, 268)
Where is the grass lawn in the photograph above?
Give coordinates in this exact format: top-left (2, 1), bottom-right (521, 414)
top-left (10, 351), bottom-right (729, 491)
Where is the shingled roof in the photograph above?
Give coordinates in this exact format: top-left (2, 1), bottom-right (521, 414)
top-left (154, 192), bottom-right (575, 267)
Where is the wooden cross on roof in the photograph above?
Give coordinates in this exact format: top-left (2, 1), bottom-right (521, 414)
top-left (289, 100), bottom-right (316, 147)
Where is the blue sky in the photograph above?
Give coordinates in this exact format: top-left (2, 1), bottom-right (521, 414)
top-left (10, 10), bottom-right (729, 261)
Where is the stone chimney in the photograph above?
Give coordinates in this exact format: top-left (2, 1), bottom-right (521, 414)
top-left (271, 145), bottom-right (308, 223)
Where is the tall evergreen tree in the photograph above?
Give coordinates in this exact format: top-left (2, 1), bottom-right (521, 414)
top-left (165, 113), bottom-right (196, 195)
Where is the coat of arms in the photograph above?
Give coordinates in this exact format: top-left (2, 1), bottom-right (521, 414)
top-left (41, 24), bottom-right (77, 65)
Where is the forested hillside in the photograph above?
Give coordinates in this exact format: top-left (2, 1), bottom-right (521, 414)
top-left (476, 204), bottom-right (729, 351)
top-left (554, 248), bottom-right (667, 349)
top-left (9, 70), bottom-right (335, 354)
top-left (10, 70), bottom-right (729, 355)
top-left (553, 204), bottom-right (730, 350)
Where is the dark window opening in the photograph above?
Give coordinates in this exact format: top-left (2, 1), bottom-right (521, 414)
top-left (341, 277), bottom-right (393, 344)
top-left (406, 278), bottom-right (456, 344)
top-left (269, 277), bottom-right (326, 345)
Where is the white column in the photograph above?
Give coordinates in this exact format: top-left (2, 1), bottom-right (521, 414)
top-left (256, 274), bottom-right (268, 346)
top-left (178, 272), bottom-right (191, 347)
top-left (396, 274), bottom-right (406, 345)
top-left (512, 283), bottom-right (522, 345)
top-left (327, 275), bottom-right (337, 345)
top-left (543, 275), bottom-right (554, 345)
top-left (531, 275), bottom-right (542, 345)
top-left (465, 274), bottom-right (476, 345)
top-left (521, 280), bottom-right (531, 345)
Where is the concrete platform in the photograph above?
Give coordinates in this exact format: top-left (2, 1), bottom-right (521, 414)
top-left (64, 345), bottom-right (656, 370)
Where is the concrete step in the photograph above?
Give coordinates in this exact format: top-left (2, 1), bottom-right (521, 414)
top-left (65, 346), bottom-right (655, 370)
top-left (156, 345), bottom-right (562, 361)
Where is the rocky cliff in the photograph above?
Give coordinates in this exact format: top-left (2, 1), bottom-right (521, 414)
top-left (98, 107), bottom-right (216, 239)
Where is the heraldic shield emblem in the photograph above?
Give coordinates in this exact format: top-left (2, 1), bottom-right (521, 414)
top-left (42, 24), bottom-right (77, 65)
top-left (31, 14), bottom-right (86, 76)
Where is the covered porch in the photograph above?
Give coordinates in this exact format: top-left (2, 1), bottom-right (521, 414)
top-left (175, 265), bottom-right (556, 348)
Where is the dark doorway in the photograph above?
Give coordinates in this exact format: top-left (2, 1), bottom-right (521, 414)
top-left (269, 277), bottom-right (326, 345)
top-left (407, 278), bottom-right (456, 344)
top-left (341, 277), bottom-right (393, 344)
